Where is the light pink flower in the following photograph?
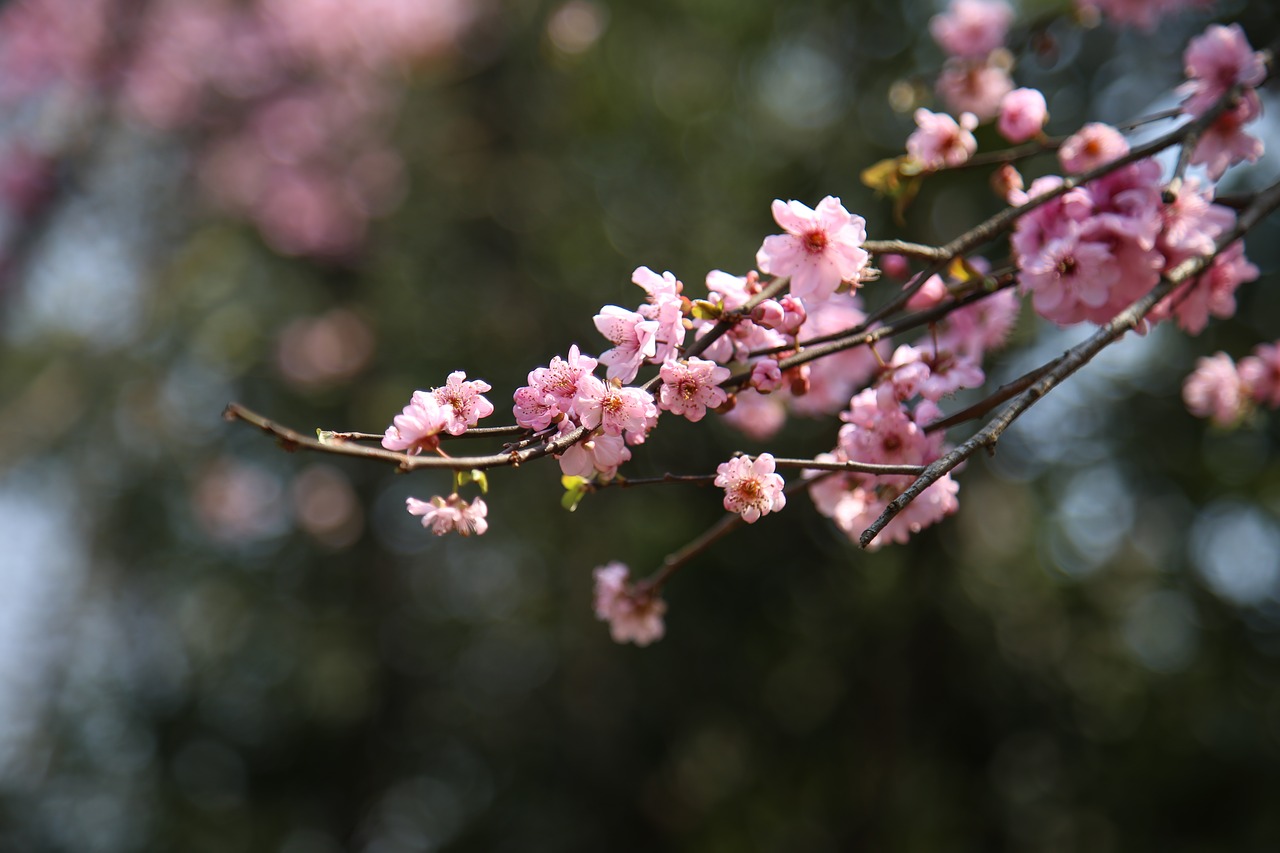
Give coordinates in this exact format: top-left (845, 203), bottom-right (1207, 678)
top-left (1183, 352), bottom-right (1245, 426)
top-left (929, 0), bottom-right (1013, 59)
top-left (756, 196), bottom-right (870, 303)
top-left (658, 357), bottom-right (730, 422)
top-left (936, 57), bottom-right (1012, 120)
top-left (512, 385), bottom-right (560, 431)
top-left (998, 87), bottom-right (1048, 143)
top-left (594, 304), bottom-right (658, 383)
top-left (633, 266), bottom-right (687, 364)
top-left (1239, 343), bottom-right (1280, 410)
top-left (1189, 95), bottom-right (1264, 182)
top-left (433, 371), bottom-right (495, 435)
top-left (750, 359), bottom-right (785, 393)
top-left (593, 562), bottom-right (666, 646)
top-left (714, 453), bottom-right (786, 523)
top-left (382, 390), bottom-right (449, 454)
top-left (1058, 122), bottom-right (1129, 173)
top-left (907, 109), bottom-right (979, 170)
top-left (406, 494), bottom-right (488, 536)
top-left (1152, 241), bottom-right (1258, 335)
top-left (574, 376), bottom-right (658, 439)
top-left (1179, 23), bottom-right (1267, 119)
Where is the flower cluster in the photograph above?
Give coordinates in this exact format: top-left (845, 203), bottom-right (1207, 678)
top-left (1184, 342), bottom-right (1280, 427)
top-left (357, 11), bottom-right (1273, 649)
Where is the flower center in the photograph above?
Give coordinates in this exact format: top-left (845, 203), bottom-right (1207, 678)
top-left (804, 230), bottom-right (829, 254)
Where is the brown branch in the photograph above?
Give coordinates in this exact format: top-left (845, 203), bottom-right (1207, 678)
top-left (224, 402), bottom-right (585, 471)
top-left (858, 177), bottom-right (1280, 548)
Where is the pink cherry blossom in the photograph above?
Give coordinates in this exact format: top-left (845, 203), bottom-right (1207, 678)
top-left (382, 390), bottom-right (449, 454)
top-left (907, 109), bottom-right (979, 171)
top-left (1189, 95), bottom-right (1264, 182)
top-left (936, 57), bottom-right (1013, 120)
top-left (593, 304), bottom-right (658, 383)
top-left (749, 359), bottom-right (785, 393)
top-left (593, 562), bottom-right (666, 646)
top-left (632, 266), bottom-right (687, 364)
top-left (1239, 343), bottom-right (1280, 410)
top-left (756, 196), bottom-right (870, 304)
top-left (714, 453), bottom-right (786, 523)
top-left (929, 0), bottom-right (1013, 59)
top-left (1058, 122), bottom-right (1129, 173)
top-left (1178, 23), bottom-right (1267, 119)
top-left (997, 87), bottom-right (1048, 143)
top-left (1151, 241), bottom-right (1258, 335)
top-left (574, 376), bottom-right (658, 438)
top-left (658, 358), bottom-right (730, 422)
top-left (1183, 352), bottom-right (1245, 426)
top-left (433, 371), bottom-right (495, 435)
top-left (406, 494), bottom-right (488, 536)
top-left (514, 345), bottom-right (601, 430)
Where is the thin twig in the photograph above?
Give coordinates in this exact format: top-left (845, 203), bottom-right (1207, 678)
top-left (224, 403), bottom-right (586, 471)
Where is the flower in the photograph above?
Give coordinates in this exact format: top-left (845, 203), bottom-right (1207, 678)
top-left (907, 109), bottom-right (979, 171)
top-left (1058, 122), bottom-right (1128, 173)
top-left (714, 453), bottom-right (786, 523)
top-left (1178, 23), bottom-right (1267, 119)
top-left (593, 562), bottom-right (666, 646)
top-left (432, 371), bottom-right (495, 435)
top-left (1183, 352), bottom-right (1245, 426)
top-left (658, 357), bottom-right (730, 422)
top-left (929, 0), bottom-right (1013, 59)
top-left (756, 196), bottom-right (870, 304)
top-left (406, 494), bottom-right (489, 536)
top-left (997, 87), bottom-right (1048, 143)
top-left (382, 389), bottom-right (449, 454)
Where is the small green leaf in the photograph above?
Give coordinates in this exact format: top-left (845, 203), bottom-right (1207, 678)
top-left (560, 475), bottom-right (589, 512)
top-left (316, 429), bottom-right (336, 445)
top-left (459, 469), bottom-right (490, 494)
top-left (690, 299), bottom-right (722, 321)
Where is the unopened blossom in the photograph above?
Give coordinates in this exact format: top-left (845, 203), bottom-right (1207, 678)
top-left (594, 304), bottom-right (658, 383)
top-left (936, 57), bottom-right (1012, 120)
top-left (907, 109), bottom-right (979, 171)
top-left (752, 295), bottom-right (807, 334)
top-left (433, 371), bottom-right (495, 435)
top-left (1183, 352), bottom-right (1245, 426)
top-left (406, 494), bottom-right (488, 536)
top-left (1178, 23), bottom-right (1267, 119)
top-left (658, 357), bottom-right (730, 422)
top-left (714, 453), bottom-right (786, 523)
top-left (593, 562), bottom-right (667, 646)
top-left (756, 196), bottom-right (870, 304)
top-left (998, 87), bottom-right (1048, 143)
top-left (930, 0), bottom-right (1013, 59)
top-left (1058, 122), bottom-right (1129, 173)
top-left (749, 359), bottom-right (785, 393)
top-left (574, 375), bottom-right (657, 438)
top-left (382, 390), bottom-right (448, 454)
top-left (1239, 343), bottom-right (1280, 409)
top-left (992, 163), bottom-right (1025, 201)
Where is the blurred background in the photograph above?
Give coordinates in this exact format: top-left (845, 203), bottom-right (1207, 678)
top-left (3, 0), bottom-right (1280, 850)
